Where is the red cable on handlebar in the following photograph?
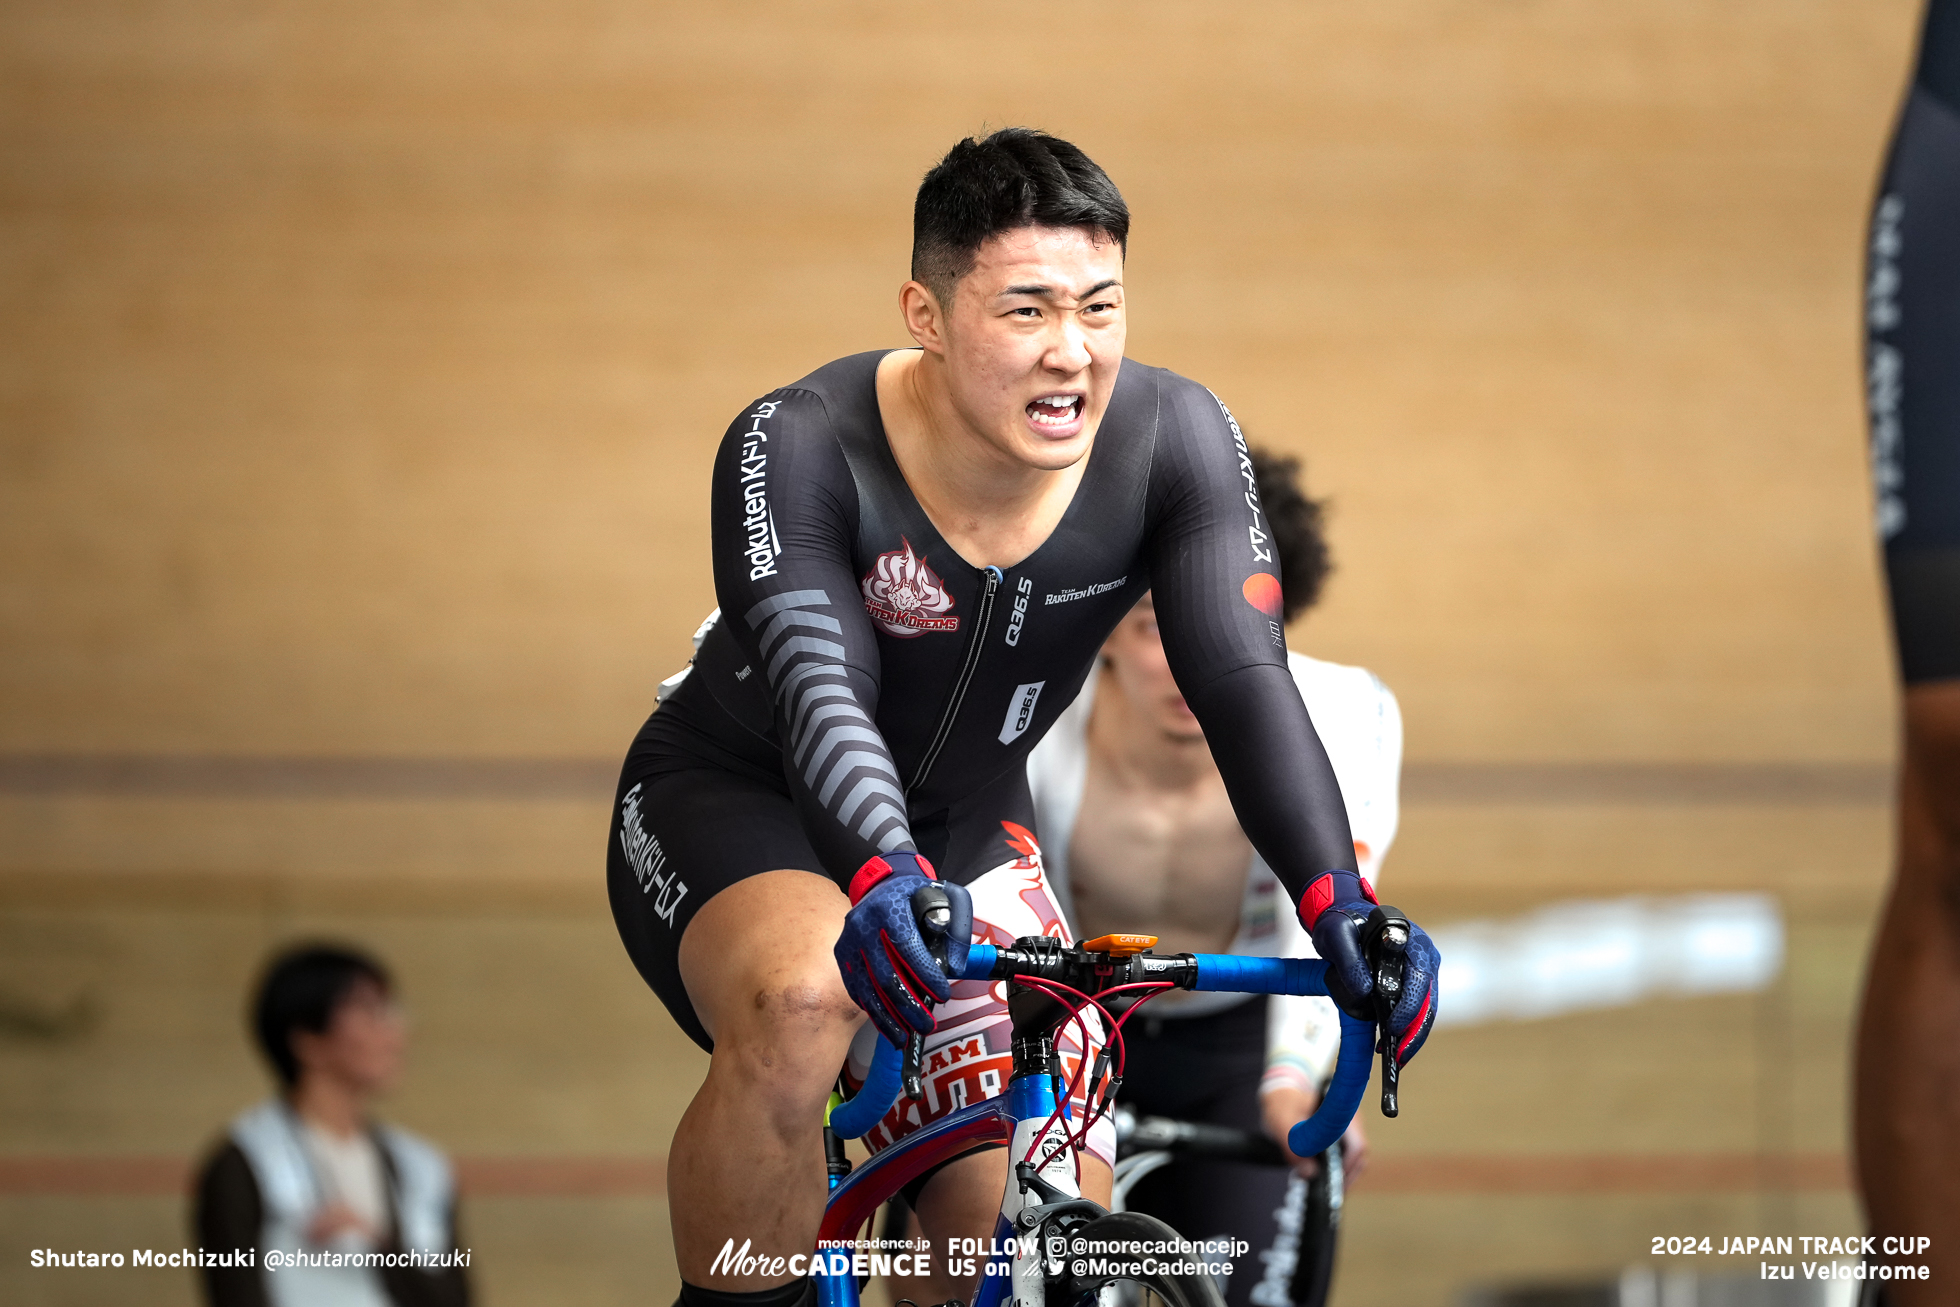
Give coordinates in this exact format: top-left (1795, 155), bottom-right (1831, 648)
top-left (1006, 975), bottom-right (1098, 1169)
top-left (1009, 975), bottom-right (1176, 1171)
top-left (1094, 981), bottom-right (1180, 1076)
top-left (1068, 981), bottom-right (1174, 1156)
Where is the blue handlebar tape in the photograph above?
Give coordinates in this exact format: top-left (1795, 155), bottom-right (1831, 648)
top-left (960, 944), bottom-right (999, 981)
top-left (1190, 954), bottom-right (1329, 996)
top-left (826, 1035), bottom-right (903, 1139)
top-left (1287, 1011), bottom-right (1375, 1158)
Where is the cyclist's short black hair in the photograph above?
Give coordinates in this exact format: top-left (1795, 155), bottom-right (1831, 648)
top-left (251, 943), bottom-right (392, 1087)
top-left (912, 128), bottom-right (1129, 307)
top-left (1252, 447), bottom-right (1332, 623)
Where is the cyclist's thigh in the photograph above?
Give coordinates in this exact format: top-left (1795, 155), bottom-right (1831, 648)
top-left (608, 760), bottom-right (835, 1053)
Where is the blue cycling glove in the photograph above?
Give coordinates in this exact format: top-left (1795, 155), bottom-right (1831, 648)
top-left (1303, 870), bottom-right (1441, 1065)
top-left (835, 852), bottom-right (973, 1047)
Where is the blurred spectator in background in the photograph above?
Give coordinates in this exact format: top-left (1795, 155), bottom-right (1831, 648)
top-left (193, 944), bottom-right (470, 1307)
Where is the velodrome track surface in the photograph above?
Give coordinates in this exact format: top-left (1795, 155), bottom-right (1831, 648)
top-left (0, 2), bottom-right (1926, 1302)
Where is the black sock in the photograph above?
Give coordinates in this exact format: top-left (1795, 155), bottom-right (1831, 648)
top-left (677, 1276), bottom-right (816, 1307)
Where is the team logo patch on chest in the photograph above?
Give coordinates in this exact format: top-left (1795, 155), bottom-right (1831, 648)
top-left (861, 538), bottom-right (960, 637)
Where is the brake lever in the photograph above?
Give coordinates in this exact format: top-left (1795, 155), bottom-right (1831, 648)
top-left (905, 883), bottom-right (954, 1103)
top-left (1362, 905), bottom-right (1411, 1118)
top-left (903, 1032), bottom-right (926, 1102)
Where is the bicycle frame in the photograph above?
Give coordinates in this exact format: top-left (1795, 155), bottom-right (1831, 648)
top-left (815, 940), bottom-right (1379, 1307)
top-left (818, 1065), bottom-right (1067, 1307)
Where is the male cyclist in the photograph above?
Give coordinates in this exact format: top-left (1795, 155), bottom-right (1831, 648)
top-left (1854, 2), bottom-right (1960, 1299)
top-left (1026, 448), bottom-right (1396, 1307)
top-left (607, 128), bottom-right (1440, 1307)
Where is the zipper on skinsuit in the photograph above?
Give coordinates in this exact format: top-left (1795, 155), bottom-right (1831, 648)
top-left (908, 565), bottom-right (1003, 792)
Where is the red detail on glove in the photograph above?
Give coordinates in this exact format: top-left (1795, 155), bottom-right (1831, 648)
top-left (882, 935), bottom-right (939, 1033)
top-left (847, 857), bottom-right (894, 904)
top-left (1305, 874), bottom-right (1336, 922)
top-left (1360, 877), bottom-right (1379, 906)
top-left (1396, 988), bottom-right (1433, 1061)
top-left (847, 852), bottom-right (937, 905)
top-left (860, 948), bottom-right (913, 1031)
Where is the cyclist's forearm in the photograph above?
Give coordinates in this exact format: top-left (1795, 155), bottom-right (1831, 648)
top-left (1138, 381), bottom-right (1358, 902)
top-left (1186, 662), bottom-right (1360, 903)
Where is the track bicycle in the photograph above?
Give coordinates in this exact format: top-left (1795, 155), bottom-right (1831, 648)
top-left (814, 897), bottom-right (1415, 1307)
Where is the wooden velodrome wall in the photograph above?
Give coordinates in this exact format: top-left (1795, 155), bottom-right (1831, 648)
top-left (3, 1), bottom-right (1917, 813)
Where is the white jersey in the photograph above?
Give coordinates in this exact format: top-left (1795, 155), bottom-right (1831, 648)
top-left (1025, 649), bottom-right (1401, 1084)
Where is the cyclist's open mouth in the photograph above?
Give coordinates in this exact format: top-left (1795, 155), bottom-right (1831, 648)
top-left (1026, 393), bottom-right (1085, 436)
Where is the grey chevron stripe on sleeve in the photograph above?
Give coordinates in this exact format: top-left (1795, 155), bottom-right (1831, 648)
top-left (744, 590), bottom-right (912, 854)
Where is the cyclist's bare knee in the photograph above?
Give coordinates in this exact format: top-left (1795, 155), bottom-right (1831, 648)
top-left (747, 966), bottom-right (850, 1019)
top-left (678, 869), bottom-right (860, 1107)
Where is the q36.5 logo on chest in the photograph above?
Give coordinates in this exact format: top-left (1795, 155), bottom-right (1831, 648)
top-left (997, 681), bottom-right (1046, 745)
top-left (861, 538), bottom-right (959, 638)
top-left (1003, 575), bottom-right (1034, 646)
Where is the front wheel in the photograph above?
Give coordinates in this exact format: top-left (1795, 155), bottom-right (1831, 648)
top-left (1055, 1210), bottom-right (1227, 1307)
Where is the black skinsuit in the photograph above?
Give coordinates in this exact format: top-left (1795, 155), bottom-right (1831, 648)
top-left (1870, 0), bottom-right (1960, 683)
top-left (609, 350), bottom-right (1356, 1050)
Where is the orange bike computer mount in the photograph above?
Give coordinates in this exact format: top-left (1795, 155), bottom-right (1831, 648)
top-left (1080, 933), bottom-right (1158, 957)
